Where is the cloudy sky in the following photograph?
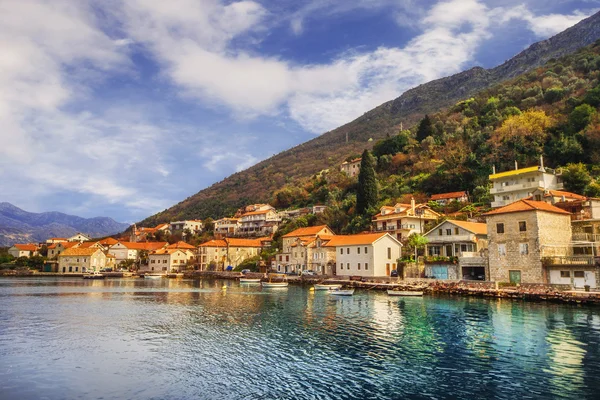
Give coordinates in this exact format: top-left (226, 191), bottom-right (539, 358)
top-left (1, 0), bottom-right (599, 223)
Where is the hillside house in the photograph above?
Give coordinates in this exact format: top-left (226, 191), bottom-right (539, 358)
top-left (46, 237), bottom-right (67, 244)
top-left (430, 191), bottom-right (469, 205)
top-left (169, 220), bottom-right (203, 234)
top-left (67, 233), bottom-right (91, 242)
top-left (214, 218), bottom-right (240, 237)
top-left (239, 206), bottom-right (281, 236)
top-left (423, 220), bottom-right (488, 280)
top-left (340, 158), bottom-right (361, 177)
top-left (372, 198), bottom-right (441, 241)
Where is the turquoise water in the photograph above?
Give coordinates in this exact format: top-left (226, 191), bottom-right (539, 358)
top-left (1, 277), bottom-right (600, 399)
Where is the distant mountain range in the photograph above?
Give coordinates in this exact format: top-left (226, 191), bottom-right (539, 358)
top-left (135, 11), bottom-right (600, 226)
top-left (0, 202), bottom-right (129, 247)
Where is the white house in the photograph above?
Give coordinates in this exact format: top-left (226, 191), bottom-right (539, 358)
top-left (8, 244), bottom-right (39, 258)
top-left (58, 248), bottom-right (113, 273)
top-left (340, 158), bottom-right (361, 177)
top-left (67, 233), bottom-right (92, 242)
top-left (325, 232), bottom-right (402, 277)
top-left (108, 241), bottom-right (168, 266)
top-left (145, 249), bottom-right (194, 273)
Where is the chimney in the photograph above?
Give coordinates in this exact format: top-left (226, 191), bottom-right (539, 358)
top-left (515, 160), bottom-right (518, 170)
top-left (540, 155), bottom-right (545, 172)
top-left (411, 197), bottom-right (415, 214)
top-left (492, 165), bottom-right (496, 174)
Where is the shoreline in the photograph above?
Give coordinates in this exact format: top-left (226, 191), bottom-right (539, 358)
top-left (2, 270), bottom-right (600, 304)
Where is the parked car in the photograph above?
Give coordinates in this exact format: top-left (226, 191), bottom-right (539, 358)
top-left (390, 270), bottom-right (398, 277)
top-left (302, 270), bottom-right (317, 276)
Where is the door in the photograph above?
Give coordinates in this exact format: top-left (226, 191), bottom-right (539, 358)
top-left (431, 266), bottom-right (448, 280)
top-left (386, 263), bottom-right (390, 276)
top-left (509, 270), bottom-right (521, 285)
top-left (585, 271), bottom-right (596, 288)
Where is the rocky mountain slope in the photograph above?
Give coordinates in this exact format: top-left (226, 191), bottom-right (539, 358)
top-left (0, 202), bottom-right (129, 247)
top-left (140, 11), bottom-right (600, 226)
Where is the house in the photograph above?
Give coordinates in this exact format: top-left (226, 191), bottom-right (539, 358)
top-left (324, 232), bottom-right (402, 277)
top-left (169, 220), bottom-right (204, 234)
top-left (239, 205), bottom-right (281, 237)
top-left (58, 248), bottom-right (113, 273)
top-left (340, 158), bottom-right (361, 177)
top-left (483, 200), bottom-right (577, 286)
top-left (47, 241), bottom-right (79, 259)
top-left (423, 220), bottom-right (488, 280)
top-left (307, 234), bottom-right (337, 275)
top-left (67, 233), bottom-right (92, 242)
top-left (8, 244), bottom-right (39, 258)
top-left (145, 249), bottom-right (194, 273)
top-left (372, 198), bottom-right (441, 241)
top-left (130, 223), bottom-right (170, 242)
top-left (275, 225), bottom-right (335, 274)
top-left (278, 208), bottom-right (311, 220)
top-left (529, 189), bottom-right (587, 204)
top-left (214, 217), bottom-right (240, 237)
top-left (430, 191), bottom-right (469, 205)
top-left (312, 205), bottom-right (327, 214)
top-left (46, 237), bottom-right (67, 244)
top-left (198, 237), bottom-right (267, 271)
top-left (108, 242), bottom-right (168, 266)
top-left (489, 159), bottom-right (564, 208)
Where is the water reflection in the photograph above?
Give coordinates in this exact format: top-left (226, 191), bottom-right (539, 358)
top-left (1, 277), bottom-right (600, 399)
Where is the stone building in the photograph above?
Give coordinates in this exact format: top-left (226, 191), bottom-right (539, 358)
top-left (372, 198), bottom-right (441, 242)
top-left (58, 248), bottom-right (113, 273)
top-left (145, 249), bottom-right (194, 273)
top-left (274, 225), bottom-right (335, 274)
top-left (483, 200), bottom-right (572, 285)
top-left (198, 237), bottom-right (267, 271)
top-left (340, 158), bottom-right (361, 177)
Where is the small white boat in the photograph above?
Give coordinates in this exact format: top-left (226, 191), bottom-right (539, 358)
top-left (261, 281), bottom-right (289, 288)
top-left (144, 274), bottom-right (164, 279)
top-left (83, 271), bottom-right (105, 280)
top-left (314, 284), bottom-right (342, 291)
top-left (240, 278), bottom-right (261, 283)
top-left (387, 290), bottom-right (424, 296)
top-left (330, 288), bottom-right (355, 296)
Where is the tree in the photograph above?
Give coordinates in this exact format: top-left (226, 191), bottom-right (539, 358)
top-left (356, 150), bottom-right (378, 215)
top-left (15, 256), bottom-right (29, 268)
top-left (569, 104), bottom-right (596, 132)
top-left (416, 115), bottom-right (435, 142)
top-left (561, 163), bottom-right (592, 194)
top-left (407, 233), bottom-right (428, 262)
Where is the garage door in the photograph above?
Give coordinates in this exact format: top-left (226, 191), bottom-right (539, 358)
top-left (431, 266), bottom-right (448, 280)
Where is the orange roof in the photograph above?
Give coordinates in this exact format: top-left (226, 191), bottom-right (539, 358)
top-left (445, 220), bottom-right (487, 235)
top-left (483, 200), bottom-right (571, 216)
top-left (167, 241), bottom-right (196, 250)
top-left (155, 223), bottom-right (169, 229)
top-left (117, 242), bottom-right (168, 250)
top-left (324, 233), bottom-right (391, 246)
top-left (242, 210), bottom-right (272, 216)
top-left (151, 248), bottom-right (189, 255)
top-left (544, 190), bottom-right (587, 200)
top-left (49, 237), bottom-right (67, 241)
top-left (431, 191), bottom-right (467, 201)
top-left (60, 248), bottom-right (101, 256)
top-left (226, 238), bottom-right (264, 247)
top-left (98, 238), bottom-right (119, 245)
top-left (63, 242), bottom-right (80, 249)
top-left (78, 242), bottom-right (99, 248)
top-left (13, 244), bottom-right (38, 251)
top-left (282, 225), bottom-right (331, 238)
top-left (199, 239), bottom-right (228, 248)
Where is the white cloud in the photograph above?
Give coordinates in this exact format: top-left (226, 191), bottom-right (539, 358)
top-left (499, 5), bottom-right (594, 37)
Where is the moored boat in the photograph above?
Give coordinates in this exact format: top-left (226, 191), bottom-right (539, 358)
top-left (387, 290), bottom-right (423, 296)
top-left (83, 271), bottom-right (105, 280)
top-left (261, 273), bottom-right (288, 288)
top-left (314, 283), bottom-right (342, 291)
top-left (240, 278), bottom-right (261, 283)
top-left (144, 274), bottom-right (164, 279)
top-left (330, 288), bottom-right (355, 296)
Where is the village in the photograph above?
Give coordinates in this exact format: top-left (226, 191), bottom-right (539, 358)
top-left (5, 157), bottom-right (600, 293)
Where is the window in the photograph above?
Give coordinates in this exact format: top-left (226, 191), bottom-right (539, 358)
top-left (163, 260), bottom-right (167, 263)
top-left (502, 181), bottom-right (510, 187)
top-left (339, 264), bottom-right (343, 270)
top-left (75, 267), bottom-right (78, 272)
top-left (347, 263), bottom-right (350, 269)
top-left (574, 271), bottom-right (585, 278)
top-left (357, 247), bottom-right (361, 254)
top-left (455, 228), bottom-right (459, 235)
top-left (340, 248), bottom-right (343, 255)
top-left (365, 263), bottom-right (368, 270)
top-left (151, 259), bottom-right (155, 264)
top-left (439, 229), bottom-right (443, 235)
top-left (358, 263), bottom-right (361, 270)
top-left (496, 223), bottom-right (504, 234)
top-left (560, 271), bottom-right (570, 278)
top-left (76, 258), bottom-right (79, 262)
top-left (387, 247), bottom-right (392, 259)
top-left (519, 221), bottom-right (527, 232)
top-left (519, 243), bottom-right (529, 255)
top-left (535, 194), bottom-right (542, 201)
top-left (347, 248), bottom-right (350, 254)
top-left (502, 195), bottom-right (510, 201)
top-left (446, 229), bottom-right (452, 235)
top-left (365, 247), bottom-right (368, 254)
top-left (498, 244), bottom-right (506, 257)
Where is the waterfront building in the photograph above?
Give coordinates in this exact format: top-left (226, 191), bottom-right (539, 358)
top-left (58, 248), bottom-right (113, 273)
top-left (308, 234), bottom-right (337, 275)
top-left (423, 220), bottom-right (488, 280)
top-left (372, 198), bottom-right (441, 241)
top-left (325, 232), bottom-right (402, 277)
top-left (108, 242), bottom-right (168, 266)
top-left (430, 191), bottom-right (469, 205)
top-left (198, 237), bottom-right (267, 271)
top-left (47, 241), bottom-right (79, 259)
top-left (8, 244), bottom-right (39, 258)
top-left (489, 160), bottom-right (564, 208)
top-left (146, 249), bottom-right (194, 273)
top-left (340, 158), bottom-right (361, 177)
top-left (483, 200), bottom-right (572, 285)
top-left (275, 225), bottom-right (335, 274)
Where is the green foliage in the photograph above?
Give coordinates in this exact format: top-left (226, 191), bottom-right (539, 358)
top-left (585, 181), bottom-right (600, 197)
top-left (584, 85), bottom-right (600, 107)
top-left (372, 131), bottom-right (410, 158)
top-left (561, 163), bottom-right (592, 194)
top-left (570, 104), bottom-right (596, 132)
top-left (356, 150), bottom-right (378, 215)
top-left (15, 256), bottom-right (29, 268)
top-left (234, 256), bottom-right (260, 272)
top-left (0, 254), bottom-right (14, 264)
top-left (416, 115), bottom-right (435, 142)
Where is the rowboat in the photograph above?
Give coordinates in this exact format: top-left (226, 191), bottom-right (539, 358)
top-left (83, 271), bottom-right (105, 279)
top-left (387, 290), bottom-right (423, 296)
top-left (314, 284), bottom-right (342, 290)
top-left (261, 273), bottom-right (288, 288)
top-left (330, 288), bottom-right (355, 296)
top-left (240, 278), bottom-right (261, 283)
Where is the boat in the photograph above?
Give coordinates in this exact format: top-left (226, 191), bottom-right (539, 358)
top-left (330, 288), bottom-right (355, 296)
top-left (83, 271), bottom-right (105, 280)
top-left (261, 273), bottom-right (289, 288)
top-left (240, 278), bottom-right (262, 283)
top-left (144, 274), bottom-right (164, 279)
top-left (314, 283), bottom-right (342, 291)
top-left (387, 290), bottom-right (424, 296)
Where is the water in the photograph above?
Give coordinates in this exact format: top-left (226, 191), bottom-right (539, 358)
top-left (1, 278), bottom-right (600, 399)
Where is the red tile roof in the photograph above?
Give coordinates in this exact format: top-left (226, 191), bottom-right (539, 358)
top-left (199, 239), bottom-right (228, 248)
top-left (544, 190), bottom-right (587, 200)
top-left (431, 191), bottom-right (467, 201)
top-left (282, 225), bottom-right (331, 238)
top-left (483, 200), bottom-right (571, 216)
top-left (166, 241), bottom-right (196, 250)
top-left (13, 244), bottom-right (38, 251)
top-left (60, 248), bottom-right (101, 256)
top-left (324, 233), bottom-right (391, 246)
top-left (445, 220), bottom-right (487, 235)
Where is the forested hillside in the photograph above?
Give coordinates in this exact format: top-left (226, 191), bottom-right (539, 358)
top-left (139, 12), bottom-right (600, 227)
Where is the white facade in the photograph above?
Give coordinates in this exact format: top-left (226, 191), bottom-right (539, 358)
top-left (169, 220), bottom-right (203, 233)
top-left (490, 165), bottom-right (563, 208)
top-left (68, 233), bottom-right (91, 242)
top-left (330, 233), bottom-right (402, 277)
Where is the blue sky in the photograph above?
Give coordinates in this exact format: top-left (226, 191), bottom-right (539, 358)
top-left (1, 0), bottom-right (599, 223)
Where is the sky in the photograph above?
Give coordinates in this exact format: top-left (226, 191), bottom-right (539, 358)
top-left (1, 0), bottom-right (599, 223)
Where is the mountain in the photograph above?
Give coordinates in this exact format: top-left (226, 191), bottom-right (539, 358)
top-left (139, 11), bottom-right (600, 226)
top-left (0, 202), bottom-right (129, 247)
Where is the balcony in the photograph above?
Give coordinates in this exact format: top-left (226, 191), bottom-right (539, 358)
top-left (542, 256), bottom-right (597, 266)
top-left (572, 233), bottom-right (600, 242)
top-left (490, 181), bottom-right (544, 195)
